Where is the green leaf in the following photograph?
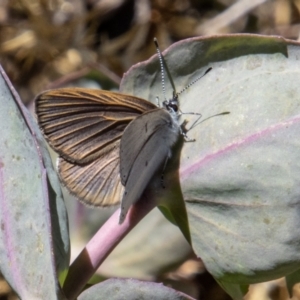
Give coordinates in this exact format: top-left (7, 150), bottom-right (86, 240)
top-left (216, 279), bottom-right (248, 300)
top-left (78, 278), bottom-right (195, 300)
top-left (285, 269), bottom-right (300, 297)
top-left (0, 65), bottom-right (69, 298)
top-left (120, 34), bottom-right (300, 295)
top-left (33, 120), bottom-right (70, 279)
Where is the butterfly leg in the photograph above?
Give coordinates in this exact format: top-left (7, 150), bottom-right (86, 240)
top-left (156, 96), bottom-right (162, 107)
top-left (180, 120), bottom-right (196, 142)
top-left (185, 113), bottom-right (202, 132)
top-left (186, 111), bottom-right (230, 131)
top-left (178, 110), bottom-right (202, 134)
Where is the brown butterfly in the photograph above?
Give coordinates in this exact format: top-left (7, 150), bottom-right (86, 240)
top-left (36, 41), bottom-right (212, 223)
top-left (36, 88), bottom-right (158, 211)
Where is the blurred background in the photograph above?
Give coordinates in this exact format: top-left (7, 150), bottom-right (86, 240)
top-left (1, 0), bottom-right (300, 299)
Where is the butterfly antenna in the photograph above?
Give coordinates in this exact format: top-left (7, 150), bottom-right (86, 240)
top-left (176, 67), bottom-right (212, 97)
top-left (154, 38), bottom-right (167, 101)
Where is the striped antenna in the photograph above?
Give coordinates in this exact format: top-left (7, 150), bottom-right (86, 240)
top-left (176, 67), bottom-right (212, 97)
top-left (154, 38), bottom-right (212, 101)
top-left (154, 38), bottom-right (167, 101)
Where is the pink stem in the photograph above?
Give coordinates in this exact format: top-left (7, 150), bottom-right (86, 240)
top-left (63, 196), bottom-right (155, 299)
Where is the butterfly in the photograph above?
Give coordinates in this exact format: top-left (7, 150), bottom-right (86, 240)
top-left (35, 40), bottom-right (211, 223)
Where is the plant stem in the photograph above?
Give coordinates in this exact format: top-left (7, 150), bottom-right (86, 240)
top-left (62, 196), bottom-right (155, 299)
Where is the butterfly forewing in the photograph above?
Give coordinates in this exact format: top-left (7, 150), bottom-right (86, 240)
top-left (36, 88), bottom-right (157, 163)
top-left (119, 109), bottom-right (180, 223)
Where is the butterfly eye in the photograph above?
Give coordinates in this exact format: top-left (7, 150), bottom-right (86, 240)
top-left (169, 102), bottom-right (178, 112)
top-left (163, 99), bottom-right (178, 113)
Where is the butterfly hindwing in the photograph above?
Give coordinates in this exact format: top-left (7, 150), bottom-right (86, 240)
top-left (58, 140), bottom-right (124, 206)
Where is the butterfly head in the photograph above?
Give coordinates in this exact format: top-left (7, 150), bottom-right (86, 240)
top-left (163, 95), bottom-right (179, 114)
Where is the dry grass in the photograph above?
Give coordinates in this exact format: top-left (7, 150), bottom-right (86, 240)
top-left (1, 0), bottom-right (300, 104)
